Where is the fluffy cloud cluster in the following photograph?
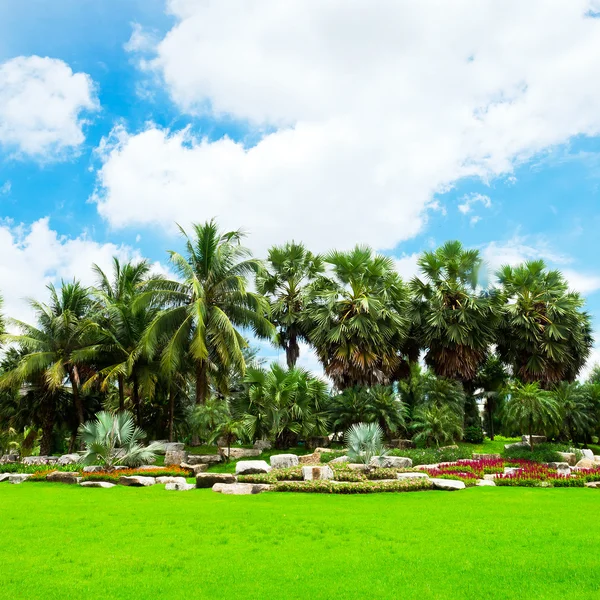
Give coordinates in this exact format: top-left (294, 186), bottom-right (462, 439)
top-left (0, 56), bottom-right (98, 158)
top-left (95, 1), bottom-right (600, 253)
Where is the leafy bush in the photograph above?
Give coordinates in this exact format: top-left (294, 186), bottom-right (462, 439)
top-left (319, 450), bottom-right (346, 463)
top-left (502, 442), bottom-right (582, 464)
top-left (463, 425), bottom-right (484, 444)
top-left (388, 446), bottom-right (472, 465)
top-left (0, 463), bottom-right (80, 474)
top-left (238, 466), bottom-right (304, 484)
top-left (366, 468), bottom-right (399, 480)
top-left (333, 468), bottom-right (367, 482)
top-left (80, 466), bottom-right (191, 483)
top-left (273, 479), bottom-right (432, 494)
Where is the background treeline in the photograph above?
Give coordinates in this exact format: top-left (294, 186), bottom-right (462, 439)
top-left (0, 220), bottom-right (597, 455)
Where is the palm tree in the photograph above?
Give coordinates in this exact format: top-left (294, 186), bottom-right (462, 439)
top-left (552, 381), bottom-right (593, 445)
top-left (411, 405), bottom-right (463, 447)
top-left (305, 246), bottom-right (410, 388)
top-left (473, 356), bottom-right (509, 440)
top-left (256, 242), bottom-right (324, 368)
top-left (142, 220), bottom-right (273, 405)
top-left (502, 381), bottom-right (560, 451)
top-left (89, 258), bottom-right (162, 423)
top-left (2, 282), bottom-right (96, 428)
top-left (496, 260), bottom-right (593, 385)
top-left (410, 241), bottom-right (498, 385)
top-left (345, 422), bottom-right (388, 466)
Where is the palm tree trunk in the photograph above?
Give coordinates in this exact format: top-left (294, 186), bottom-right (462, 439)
top-left (69, 365), bottom-right (84, 426)
top-left (117, 373), bottom-right (125, 411)
top-left (529, 417), bottom-right (534, 452)
top-left (168, 386), bottom-right (175, 443)
top-left (39, 395), bottom-right (56, 456)
top-left (487, 401), bottom-right (495, 441)
top-left (132, 372), bottom-right (141, 426)
top-left (286, 330), bottom-right (300, 368)
top-left (195, 360), bottom-right (208, 405)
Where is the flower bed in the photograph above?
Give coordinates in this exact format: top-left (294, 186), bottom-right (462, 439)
top-left (80, 466), bottom-right (192, 483)
top-left (274, 479), bottom-right (432, 494)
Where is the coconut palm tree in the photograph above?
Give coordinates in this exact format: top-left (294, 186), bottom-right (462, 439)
top-left (410, 241), bottom-right (498, 385)
top-left (256, 242), bottom-right (324, 368)
top-left (411, 404), bottom-right (463, 447)
top-left (502, 381), bottom-right (560, 451)
top-left (496, 260), bottom-right (593, 385)
top-left (305, 246), bottom-right (410, 388)
top-left (142, 220), bottom-right (273, 405)
top-left (1, 282), bottom-right (96, 428)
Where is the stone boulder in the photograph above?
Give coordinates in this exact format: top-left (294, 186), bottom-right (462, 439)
top-left (397, 472), bottom-right (429, 480)
top-left (581, 449), bottom-right (595, 460)
top-left (270, 454), bottom-right (299, 469)
top-left (165, 481), bottom-right (195, 491)
top-left (165, 450), bottom-right (188, 467)
top-left (83, 465), bottom-right (104, 473)
top-left (46, 471), bottom-right (80, 484)
top-left (163, 442), bottom-right (185, 453)
top-left (391, 439), bottom-right (416, 449)
top-left (0, 473), bottom-right (11, 483)
top-left (57, 453), bottom-right (80, 466)
top-left (0, 454), bottom-right (19, 464)
top-left (80, 481), bottom-right (115, 488)
top-left (9, 474), bottom-right (32, 484)
top-left (118, 475), bottom-right (156, 487)
top-left (503, 467), bottom-right (522, 475)
top-left (253, 440), bottom-right (272, 451)
top-left (329, 455), bottom-right (349, 464)
top-left (521, 435), bottom-right (546, 444)
top-left (298, 452), bottom-right (320, 465)
top-left (185, 454), bottom-right (222, 466)
top-left (476, 479), bottom-right (496, 487)
top-left (219, 447), bottom-right (261, 460)
top-left (136, 465), bottom-right (165, 471)
top-left (235, 460), bottom-right (271, 475)
top-left (22, 456), bottom-right (50, 465)
top-left (302, 465), bottom-right (334, 481)
top-left (156, 476), bottom-right (187, 485)
top-left (575, 458), bottom-right (596, 469)
top-left (585, 481), bottom-right (600, 489)
top-left (504, 442), bottom-right (529, 451)
top-left (472, 453), bottom-right (501, 460)
top-left (371, 456), bottom-right (412, 469)
top-left (556, 452), bottom-right (577, 466)
top-left (212, 482), bottom-right (271, 495)
top-left (181, 463), bottom-right (208, 475)
top-left (347, 463), bottom-right (369, 471)
top-left (483, 474), bottom-right (496, 481)
top-left (431, 478), bottom-right (466, 491)
top-left (306, 436), bottom-right (330, 450)
top-left (196, 473), bottom-right (236, 488)
top-left (547, 462), bottom-right (571, 474)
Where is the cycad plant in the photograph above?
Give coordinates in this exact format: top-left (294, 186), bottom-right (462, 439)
top-left (345, 422), bottom-right (388, 466)
top-left (78, 411), bottom-right (164, 469)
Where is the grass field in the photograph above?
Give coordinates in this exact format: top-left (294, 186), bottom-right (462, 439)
top-left (1, 485), bottom-right (599, 599)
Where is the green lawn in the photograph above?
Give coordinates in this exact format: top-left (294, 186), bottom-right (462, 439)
top-left (1, 484), bottom-right (599, 599)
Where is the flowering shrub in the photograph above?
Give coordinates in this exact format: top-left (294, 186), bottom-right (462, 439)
top-left (1, 463), bottom-right (80, 474)
top-left (239, 467), bottom-right (305, 484)
top-left (366, 468), bottom-right (399, 480)
top-left (274, 479), bottom-right (432, 494)
top-left (80, 466), bottom-right (192, 483)
top-left (495, 463), bottom-right (600, 487)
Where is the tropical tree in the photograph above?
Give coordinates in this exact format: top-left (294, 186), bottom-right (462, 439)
top-left (305, 246), bottom-right (410, 388)
top-left (473, 356), bottom-right (509, 440)
top-left (552, 381), bottom-right (594, 445)
top-left (502, 381), bottom-right (561, 450)
top-left (78, 410), bottom-right (164, 469)
top-left (235, 362), bottom-right (329, 448)
top-left (142, 220), bottom-right (273, 405)
top-left (411, 405), bottom-right (463, 447)
top-left (417, 371), bottom-right (466, 416)
top-left (1, 282), bottom-right (96, 428)
top-left (410, 241), bottom-right (498, 385)
top-left (496, 260), bottom-right (593, 385)
top-left (345, 422), bottom-right (388, 466)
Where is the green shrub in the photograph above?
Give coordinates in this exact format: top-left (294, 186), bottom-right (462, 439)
top-left (0, 463), bottom-right (80, 474)
top-left (319, 451), bottom-right (346, 463)
top-left (273, 479), bottom-right (432, 494)
top-left (366, 468), bottom-right (398, 480)
top-left (238, 467), bottom-right (304, 484)
top-left (333, 468), bottom-right (367, 482)
top-left (388, 446), bottom-right (471, 465)
top-left (502, 442), bottom-right (582, 464)
top-left (463, 426), bottom-right (484, 444)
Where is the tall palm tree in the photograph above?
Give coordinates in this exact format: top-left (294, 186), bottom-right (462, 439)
top-left (142, 219), bottom-right (273, 405)
top-left (256, 242), bottom-right (324, 368)
top-left (411, 241), bottom-right (498, 385)
top-left (502, 381), bottom-right (560, 451)
top-left (88, 258), bottom-right (162, 423)
top-left (305, 246), bottom-right (410, 388)
top-left (2, 281), bottom-right (96, 428)
top-left (496, 260), bottom-right (593, 385)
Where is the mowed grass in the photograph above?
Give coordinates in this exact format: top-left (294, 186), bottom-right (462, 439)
top-left (1, 485), bottom-right (599, 600)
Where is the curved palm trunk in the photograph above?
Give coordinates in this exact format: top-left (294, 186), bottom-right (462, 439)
top-left (117, 373), bottom-right (125, 412)
top-left (195, 360), bottom-right (209, 405)
top-left (68, 365), bottom-right (84, 426)
top-left (132, 372), bottom-right (141, 426)
top-left (168, 386), bottom-right (175, 442)
top-left (286, 330), bottom-right (300, 368)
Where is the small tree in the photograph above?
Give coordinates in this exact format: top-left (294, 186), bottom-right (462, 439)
top-left (78, 411), bottom-right (164, 469)
top-left (502, 382), bottom-right (560, 451)
top-left (411, 405), bottom-right (463, 447)
top-left (345, 422), bottom-right (388, 466)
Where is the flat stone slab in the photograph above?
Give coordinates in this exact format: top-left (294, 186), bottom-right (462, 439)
top-left (328, 455), bottom-right (349, 464)
top-left (235, 460), bottom-right (271, 475)
top-left (118, 475), bottom-right (156, 487)
top-left (181, 463), bottom-right (208, 474)
top-left (185, 454), bottom-right (222, 465)
top-left (165, 482), bottom-right (195, 491)
top-left (0, 473), bottom-right (12, 483)
top-left (196, 473), bottom-right (236, 488)
top-left (80, 481), bottom-right (116, 488)
top-left (219, 448), bottom-right (261, 460)
top-left (302, 465), bottom-right (334, 481)
top-left (156, 476), bottom-right (187, 485)
top-left (83, 466), bottom-right (105, 473)
top-left (372, 456), bottom-right (412, 469)
top-left (585, 481), bottom-right (600, 489)
top-left (46, 471), bottom-right (80, 484)
top-left (575, 459), bottom-right (596, 469)
top-left (9, 474), bottom-right (32, 484)
top-left (270, 454), bottom-right (299, 469)
top-left (431, 478), bottom-right (466, 491)
top-left (476, 479), bottom-right (496, 487)
top-left (397, 472), bottom-right (429, 480)
top-left (212, 483), bottom-right (271, 495)
top-left (472, 453), bottom-right (501, 460)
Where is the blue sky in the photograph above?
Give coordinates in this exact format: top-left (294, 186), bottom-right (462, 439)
top-left (1, 1), bottom-right (600, 372)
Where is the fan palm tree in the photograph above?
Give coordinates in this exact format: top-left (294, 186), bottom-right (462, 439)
top-left (411, 404), bottom-right (463, 447)
top-left (1, 282), bottom-right (96, 428)
top-left (496, 260), bottom-right (592, 385)
top-left (552, 381), bottom-right (593, 445)
top-left (142, 220), bottom-right (273, 405)
top-left (256, 242), bottom-right (324, 368)
top-left (410, 241), bottom-right (498, 385)
top-left (345, 422), bottom-right (388, 466)
top-left (502, 381), bottom-right (561, 451)
top-left (305, 246), bottom-right (410, 388)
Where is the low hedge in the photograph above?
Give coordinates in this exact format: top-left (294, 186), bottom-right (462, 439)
top-left (274, 479), bottom-right (432, 494)
top-left (80, 466), bottom-right (192, 483)
top-left (0, 463), bottom-right (80, 474)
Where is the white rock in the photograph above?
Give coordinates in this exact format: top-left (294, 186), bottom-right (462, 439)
top-left (557, 452), bottom-right (577, 466)
top-left (483, 474), bottom-right (497, 481)
top-left (235, 460), bottom-right (271, 475)
top-left (328, 455), bottom-right (349, 464)
top-left (9, 474), bottom-right (32, 484)
top-left (165, 482), bottom-right (195, 491)
top-left (118, 475), bottom-right (156, 487)
top-left (79, 481), bottom-right (116, 488)
top-left (57, 453), bottom-right (81, 466)
top-left (372, 456), bottom-right (412, 469)
top-left (83, 466), bottom-right (104, 473)
top-left (212, 482), bottom-right (271, 495)
top-left (302, 465), bottom-right (334, 481)
top-left (220, 447), bottom-right (261, 460)
top-left (0, 473), bottom-right (11, 483)
top-left (476, 479), bottom-right (496, 487)
top-left (156, 476), bottom-right (187, 485)
top-left (581, 449), bottom-right (595, 460)
top-left (431, 478), bottom-right (466, 491)
top-left (270, 454), bottom-right (299, 469)
top-left (397, 472), bottom-right (429, 480)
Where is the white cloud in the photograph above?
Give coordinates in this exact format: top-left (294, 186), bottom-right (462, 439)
top-left (124, 23), bottom-right (158, 54)
top-left (0, 56), bottom-right (98, 159)
top-left (470, 216), bottom-right (482, 226)
top-left (394, 253), bottom-right (421, 282)
top-left (0, 181), bottom-right (10, 195)
top-left (0, 218), bottom-right (160, 326)
top-left (458, 193), bottom-right (492, 215)
top-left (93, 2), bottom-right (600, 254)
